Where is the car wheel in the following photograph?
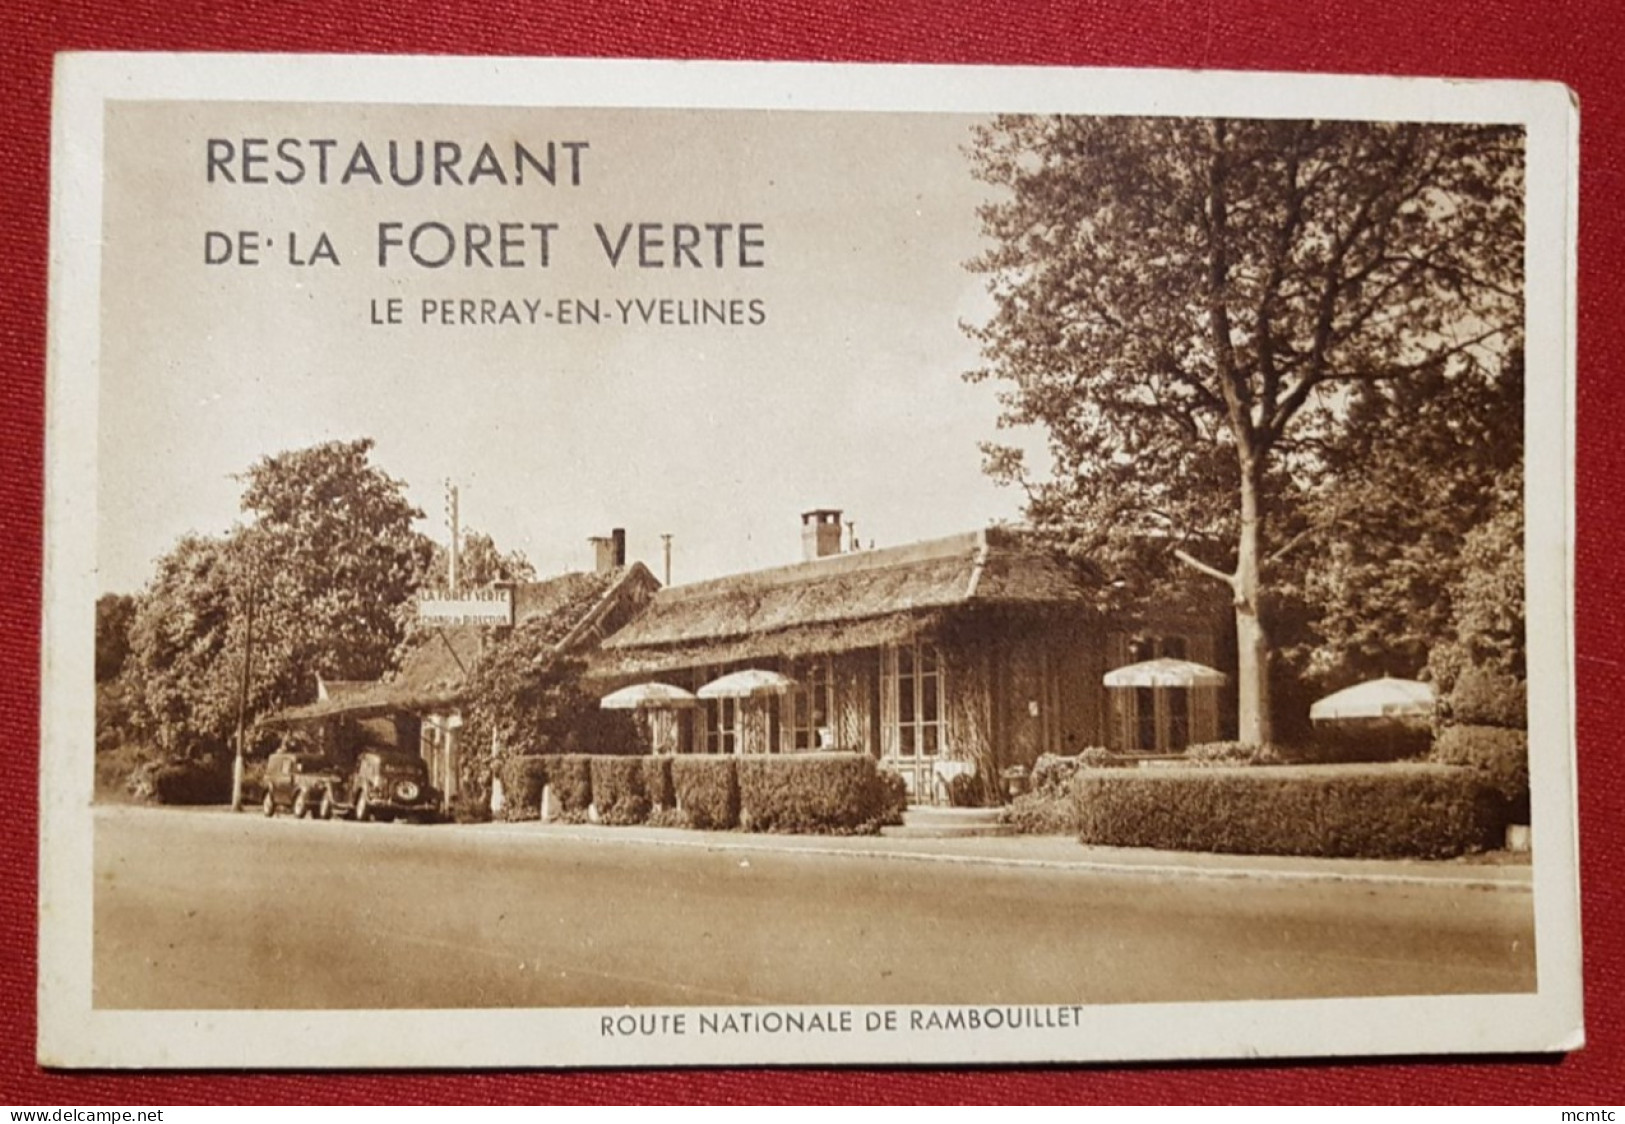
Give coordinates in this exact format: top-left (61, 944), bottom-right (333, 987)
top-left (262, 791), bottom-right (276, 818)
top-left (355, 789), bottom-right (370, 822)
top-left (293, 790), bottom-right (309, 819)
top-left (319, 789), bottom-right (334, 820)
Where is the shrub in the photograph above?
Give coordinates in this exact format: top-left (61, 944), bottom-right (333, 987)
top-left (1185, 741), bottom-right (1283, 767)
top-left (1072, 763), bottom-right (1504, 859)
top-left (946, 771), bottom-right (985, 808)
top-left (1297, 722), bottom-right (1431, 764)
top-left (591, 756), bottom-right (652, 825)
top-left (671, 755), bottom-right (739, 829)
top-left (871, 768), bottom-right (909, 828)
top-left (450, 788), bottom-right (493, 824)
top-left (641, 755), bottom-right (675, 811)
top-left (1431, 724), bottom-right (1530, 818)
top-left (1447, 666), bottom-right (1527, 729)
top-left (1001, 789), bottom-right (1076, 835)
top-left (1030, 754), bottom-right (1078, 795)
top-left (96, 742), bottom-right (151, 803)
top-left (497, 756), bottom-right (550, 822)
top-left (546, 754), bottom-right (595, 815)
top-left (132, 756), bottom-right (231, 805)
top-left (1078, 746), bottom-right (1114, 769)
top-left (737, 753), bottom-right (890, 833)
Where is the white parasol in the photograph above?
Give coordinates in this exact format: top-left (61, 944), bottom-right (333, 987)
top-left (599, 682), bottom-right (699, 710)
top-left (1103, 658), bottom-right (1229, 689)
top-left (1309, 676), bottom-right (1436, 722)
top-left (697, 668), bottom-right (798, 699)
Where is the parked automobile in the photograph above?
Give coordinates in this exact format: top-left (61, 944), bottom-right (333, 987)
top-left (348, 749), bottom-right (441, 823)
top-left (262, 750), bottom-right (346, 820)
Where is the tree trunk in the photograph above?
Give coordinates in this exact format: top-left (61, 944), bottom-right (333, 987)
top-left (1234, 456), bottom-right (1274, 745)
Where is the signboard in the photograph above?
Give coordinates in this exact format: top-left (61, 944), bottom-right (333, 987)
top-left (416, 587), bottom-right (514, 626)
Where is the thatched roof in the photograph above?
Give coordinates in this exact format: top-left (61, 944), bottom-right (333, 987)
top-left (596, 526), bottom-right (1088, 675)
top-left (272, 565), bottom-right (657, 723)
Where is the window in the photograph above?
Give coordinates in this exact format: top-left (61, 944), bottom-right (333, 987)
top-left (1116, 634), bottom-right (1198, 752)
top-left (703, 696), bottom-right (737, 755)
top-left (890, 642), bottom-right (944, 758)
top-left (787, 657), bottom-right (833, 750)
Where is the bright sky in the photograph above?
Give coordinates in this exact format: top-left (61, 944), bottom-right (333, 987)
top-left (96, 102), bottom-right (1041, 594)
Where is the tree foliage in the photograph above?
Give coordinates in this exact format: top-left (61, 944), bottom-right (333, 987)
top-left (1295, 350), bottom-right (1523, 685)
top-left (464, 618), bottom-right (640, 757)
top-left (121, 439), bottom-right (433, 756)
top-left (966, 115), bottom-right (1524, 740)
top-left (95, 593), bottom-right (137, 684)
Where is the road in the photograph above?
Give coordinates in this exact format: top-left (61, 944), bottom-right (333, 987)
top-left (93, 806), bottom-right (1535, 1009)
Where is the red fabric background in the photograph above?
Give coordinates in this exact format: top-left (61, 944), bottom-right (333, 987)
top-left (2, 0), bottom-right (1619, 1106)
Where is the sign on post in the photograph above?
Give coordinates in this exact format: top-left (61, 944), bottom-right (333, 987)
top-left (416, 587), bottom-right (513, 626)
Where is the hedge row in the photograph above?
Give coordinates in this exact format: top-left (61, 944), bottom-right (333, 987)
top-left (671, 756), bottom-right (738, 829)
top-left (1072, 763), bottom-right (1505, 859)
top-left (1430, 724), bottom-right (1530, 815)
top-left (497, 752), bottom-right (906, 834)
top-left (737, 753), bottom-right (898, 833)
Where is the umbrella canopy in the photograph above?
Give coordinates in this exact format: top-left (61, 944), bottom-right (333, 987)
top-left (1310, 676), bottom-right (1436, 722)
top-left (697, 668), bottom-right (797, 699)
top-left (599, 682), bottom-right (699, 710)
top-left (1103, 658), bottom-right (1229, 689)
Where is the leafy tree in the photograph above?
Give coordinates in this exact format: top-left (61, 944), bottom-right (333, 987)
top-left (1294, 349), bottom-right (1522, 686)
top-left (123, 438), bottom-right (434, 756)
top-left (434, 529), bottom-right (536, 588)
top-left (95, 593), bottom-right (137, 683)
top-left (1427, 462), bottom-right (1526, 696)
top-left (124, 534), bottom-right (241, 755)
top-left (965, 116), bottom-right (1523, 742)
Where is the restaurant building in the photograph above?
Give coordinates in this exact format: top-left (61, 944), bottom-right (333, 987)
top-left (593, 511), bottom-right (1225, 801)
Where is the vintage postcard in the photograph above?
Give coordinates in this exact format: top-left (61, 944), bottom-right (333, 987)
top-left (41, 54), bottom-right (1581, 1068)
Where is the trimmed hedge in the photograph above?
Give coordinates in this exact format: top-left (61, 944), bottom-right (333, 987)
top-left (498, 756), bottom-right (550, 821)
top-left (641, 755), bottom-right (675, 811)
top-left (671, 755), bottom-right (740, 829)
top-left (1431, 724), bottom-right (1530, 816)
top-left (591, 756), bottom-right (652, 825)
top-left (547, 754), bottom-right (595, 815)
top-left (1072, 763), bottom-right (1504, 859)
top-left (737, 752), bottom-right (894, 833)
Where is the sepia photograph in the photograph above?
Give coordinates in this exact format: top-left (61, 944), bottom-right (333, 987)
top-left (40, 55), bottom-right (1580, 1068)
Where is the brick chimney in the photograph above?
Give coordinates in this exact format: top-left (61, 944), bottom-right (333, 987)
top-left (590, 529), bottom-right (628, 574)
top-left (801, 509), bottom-right (843, 561)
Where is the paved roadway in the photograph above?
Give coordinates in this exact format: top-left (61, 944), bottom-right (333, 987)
top-left (93, 806), bottom-right (1535, 1009)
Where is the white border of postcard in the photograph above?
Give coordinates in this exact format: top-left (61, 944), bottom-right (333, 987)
top-left (40, 53), bottom-right (1581, 1069)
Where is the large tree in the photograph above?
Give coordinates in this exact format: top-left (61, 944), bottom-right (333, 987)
top-left (123, 438), bottom-right (434, 755)
top-left (966, 116), bottom-right (1523, 742)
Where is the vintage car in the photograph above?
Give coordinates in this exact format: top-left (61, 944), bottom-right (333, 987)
top-left (262, 750), bottom-right (346, 819)
top-left (348, 749), bottom-right (441, 823)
